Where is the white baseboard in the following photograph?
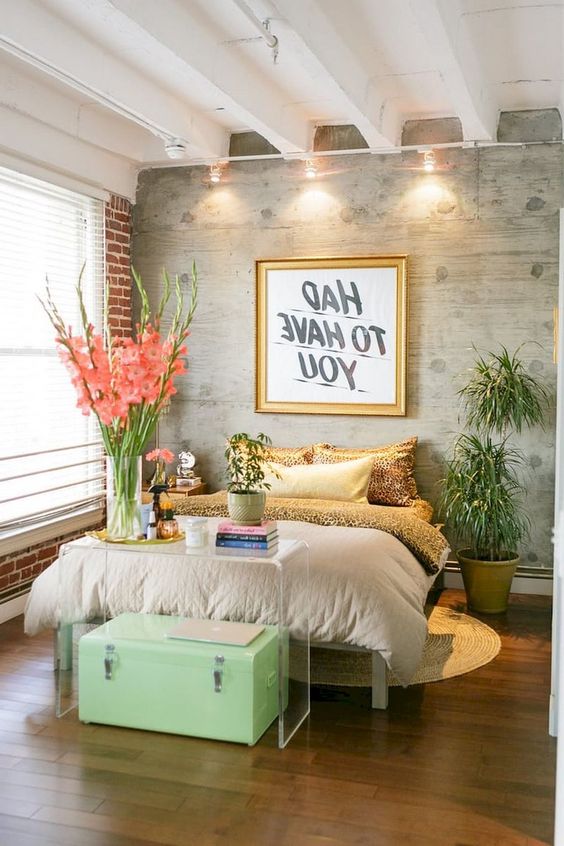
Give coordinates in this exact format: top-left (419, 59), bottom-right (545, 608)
top-left (0, 592), bottom-right (29, 624)
top-left (444, 571), bottom-right (553, 596)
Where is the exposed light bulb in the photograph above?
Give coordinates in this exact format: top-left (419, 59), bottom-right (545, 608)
top-left (304, 159), bottom-right (317, 179)
top-left (423, 150), bottom-right (436, 172)
top-left (209, 163), bottom-right (222, 183)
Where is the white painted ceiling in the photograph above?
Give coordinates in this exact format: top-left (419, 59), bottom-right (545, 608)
top-left (0, 0), bottom-right (562, 196)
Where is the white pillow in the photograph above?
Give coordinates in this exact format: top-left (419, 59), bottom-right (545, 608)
top-left (265, 455), bottom-right (373, 503)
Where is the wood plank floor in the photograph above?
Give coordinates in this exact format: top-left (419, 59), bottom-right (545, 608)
top-left (0, 589), bottom-right (556, 846)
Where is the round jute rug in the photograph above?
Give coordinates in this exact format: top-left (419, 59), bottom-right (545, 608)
top-left (310, 607), bottom-right (501, 688)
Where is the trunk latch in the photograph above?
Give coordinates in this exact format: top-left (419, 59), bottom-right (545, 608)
top-left (104, 644), bottom-right (116, 680)
top-left (213, 655), bottom-right (224, 693)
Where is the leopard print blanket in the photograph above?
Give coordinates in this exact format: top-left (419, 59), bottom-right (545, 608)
top-left (174, 493), bottom-right (448, 575)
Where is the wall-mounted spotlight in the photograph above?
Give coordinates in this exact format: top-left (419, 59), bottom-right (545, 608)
top-left (423, 150), bottom-right (436, 172)
top-left (209, 163), bottom-right (222, 184)
top-left (304, 159), bottom-right (317, 179)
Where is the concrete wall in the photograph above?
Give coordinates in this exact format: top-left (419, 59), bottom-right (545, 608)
top-left (132, 145), bottom-right (561, 568)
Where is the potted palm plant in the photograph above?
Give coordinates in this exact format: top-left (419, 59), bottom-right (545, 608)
top-left (439, 346), bottom-right (550, 613)
top-left (225, 432), bottom-right (279, 525)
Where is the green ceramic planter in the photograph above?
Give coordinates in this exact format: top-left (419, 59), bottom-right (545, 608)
top-left (227, 491), bottom-right (267, 526)
top-left (457, 549), bottom-right (519, 614)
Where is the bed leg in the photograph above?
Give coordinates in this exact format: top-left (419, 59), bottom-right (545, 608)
top-left (371, 651), bottom-right (388, 709)
top-left (55, 624), bottom-right (73, 672)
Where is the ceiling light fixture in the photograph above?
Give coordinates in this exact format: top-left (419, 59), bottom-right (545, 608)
top-left (304, 159), bottom-right (317, 179)
top-left (209, 163), bottom-right (222, 183)
top-left (423, 150), bottom-right (436, 172)
top-left (164, 139), bottom-right (188, 160)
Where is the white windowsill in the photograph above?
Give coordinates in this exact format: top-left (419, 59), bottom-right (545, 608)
top-left (0, 508), bottom-right (104, 558)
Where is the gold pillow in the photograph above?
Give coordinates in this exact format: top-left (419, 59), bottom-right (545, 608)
top-left (311, 437), bottom-right (418, 507)
top-left (263, 445), bottom-right (313, 466)
top-left (265, 456), bottom-right (374, 503)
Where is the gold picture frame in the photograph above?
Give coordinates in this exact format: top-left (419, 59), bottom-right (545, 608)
top-left (256, 255), bottom-right (408, 416)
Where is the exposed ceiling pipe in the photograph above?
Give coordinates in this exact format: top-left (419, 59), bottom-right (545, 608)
top-left (0, 36), bottom-right (188, 149)
top-left (142, 137), bottom-right (564, 170)
top-left (231, 0), bottom-right (279, 61)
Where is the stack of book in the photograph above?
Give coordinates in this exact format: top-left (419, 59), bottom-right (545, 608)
top-left (215, 520), bottom-right (278, 555)
top-left (176, 476), bottom-right (202, 487)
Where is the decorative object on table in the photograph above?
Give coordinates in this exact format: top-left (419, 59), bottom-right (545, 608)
top-left (40, 263), bottom-right (197, 541)
top-left (140, 503), bottom-right (153, 537)
top-left (146, 509), bottom-right (158, 540)
top-left (216, 519), bottom-right (278, 551)
top-left (256, 255), bottom-right (407, 416)
top-left (157, 499), bottom-right (179, 540)
top-left (225, 432), bottom-right (281, 525)
top-left (148, 483), bottom-right (168, 526)
top-left (86, 528), bottom-right (185, 545)
top-left (146, 447), bottom-right (175, 488)
top-left (184, 516), bottom-right (209, 548)
top-left (439, 345), bottom-right (550, 613)
top-left (176, 450), bottom-right (197, 485)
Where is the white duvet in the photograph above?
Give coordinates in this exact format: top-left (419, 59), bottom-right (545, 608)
top-left (24, 518), bottom-right (447, 685)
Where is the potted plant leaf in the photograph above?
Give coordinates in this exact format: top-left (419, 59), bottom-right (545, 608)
top-left (439, 346), bottom-right (550, 613)
top-left (225, 433), bottom-right (280, 525)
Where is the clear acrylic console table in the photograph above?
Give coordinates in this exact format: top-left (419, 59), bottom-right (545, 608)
top-left (55, 532), bottom-right (310, 748)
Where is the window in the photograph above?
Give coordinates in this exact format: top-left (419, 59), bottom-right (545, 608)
top-left (0, 167), bottom-right (106, 551)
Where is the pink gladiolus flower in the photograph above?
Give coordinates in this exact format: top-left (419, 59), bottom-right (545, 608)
top-left (146, 448), bottom-right (175, 464)
top-left (43, 264), bottom-right (197, 468)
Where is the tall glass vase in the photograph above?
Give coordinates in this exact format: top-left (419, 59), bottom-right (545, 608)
top-left (106, 455), bottom-right (143, 541)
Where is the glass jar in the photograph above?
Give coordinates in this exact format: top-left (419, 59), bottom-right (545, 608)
top-left (185, 517), bottom-right (208, 549)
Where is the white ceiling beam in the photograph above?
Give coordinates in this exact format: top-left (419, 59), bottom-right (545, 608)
top-left (408, 0), bottom-right (497, 141)
top-left (0, 0), bottom-right (228, 159)
top-left (0, 58), bottom-right (160, 162)
top-left (108, 0), bottom-right (311, 155)
top-left (0, 105), bottom-right (137, 199)
top-left (269, 0), bottom-right (400, 148)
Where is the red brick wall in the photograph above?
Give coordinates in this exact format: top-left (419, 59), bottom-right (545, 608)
top-left (105, 194), bottom-right (132, 339)
top-left (0, 193), bottom-right (132, 606)
top-left (0, 527), bottom-right (101, 600)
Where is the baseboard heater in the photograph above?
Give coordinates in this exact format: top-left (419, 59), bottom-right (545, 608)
top-left (0, 578), bottom-right (34, 605)
top-left (444, 561), bottom-right (553, 580)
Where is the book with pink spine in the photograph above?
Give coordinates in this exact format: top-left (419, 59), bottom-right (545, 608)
top-left (217, 519), bottom-right (277, 536)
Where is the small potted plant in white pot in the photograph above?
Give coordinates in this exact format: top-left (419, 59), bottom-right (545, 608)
top-left (225, 432), bottom-right (279, 525)
top-left (439, 346), bottom-right (550, 613)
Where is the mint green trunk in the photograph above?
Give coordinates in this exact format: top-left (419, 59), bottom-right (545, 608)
top-left (78, 614), bottom-right (279, 746)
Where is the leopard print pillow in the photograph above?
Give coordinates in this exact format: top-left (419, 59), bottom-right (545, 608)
top-left (311, 437), bottom-right (418, 507)
top-left (263, 445), bottom-right (314, 466)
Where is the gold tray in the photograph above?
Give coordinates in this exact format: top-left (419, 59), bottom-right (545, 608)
top-left (87, 530), bottom-right (185, 545)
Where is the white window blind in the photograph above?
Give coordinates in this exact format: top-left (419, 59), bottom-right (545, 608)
top-left (0, 166), bottom-right (106, 540)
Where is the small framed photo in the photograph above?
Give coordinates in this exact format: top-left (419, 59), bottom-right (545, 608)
top-left (256, 255), bottom-right (408, 416)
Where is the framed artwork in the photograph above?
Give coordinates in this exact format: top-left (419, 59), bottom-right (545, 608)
top-left (256, 255), bottom-right (407, 416)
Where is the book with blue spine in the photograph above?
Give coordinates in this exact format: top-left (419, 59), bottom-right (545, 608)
top-left (215, 538), bottom-right (278, 550)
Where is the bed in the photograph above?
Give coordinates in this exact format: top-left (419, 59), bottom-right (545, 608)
top-left (24, 491), bottom-right (449, 707)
